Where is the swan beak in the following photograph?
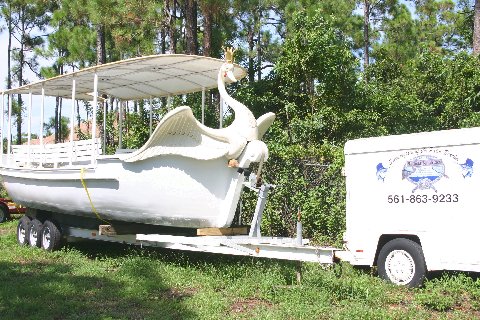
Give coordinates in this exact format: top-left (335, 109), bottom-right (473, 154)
top-left (226, 70), bottom-right (237, 82)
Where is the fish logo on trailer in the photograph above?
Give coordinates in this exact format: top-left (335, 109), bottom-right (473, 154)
top-left (460, 158), bottom-right (474, 178)
top-left (376, 163), bottom-right (388, 181)
top-left (402, 155), bottom-right (446, 193)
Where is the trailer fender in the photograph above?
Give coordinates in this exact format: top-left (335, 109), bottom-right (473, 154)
top-left (373, 234), bottom-right (423, 266)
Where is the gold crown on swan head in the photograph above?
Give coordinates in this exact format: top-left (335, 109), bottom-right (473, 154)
top-left (223, 47), bottom-right (236, 63)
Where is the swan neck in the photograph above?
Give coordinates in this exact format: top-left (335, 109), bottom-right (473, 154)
top-left (217, 72), bottom-right (238, 109)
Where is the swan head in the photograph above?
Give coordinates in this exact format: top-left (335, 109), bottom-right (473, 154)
top-left (221, 63), bottom-right (237, 83)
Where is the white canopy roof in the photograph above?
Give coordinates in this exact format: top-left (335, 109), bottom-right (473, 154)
top-left (1, 54), bottom-right (246, 101)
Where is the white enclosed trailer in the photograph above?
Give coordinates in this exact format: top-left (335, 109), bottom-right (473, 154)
top-left (342, 126), bottom-right (480, 287)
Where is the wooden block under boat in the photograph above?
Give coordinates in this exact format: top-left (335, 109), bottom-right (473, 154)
top-left (99, 225), bottom-right (117, 236)
top-left (197, 227), bottom-right (248, 236)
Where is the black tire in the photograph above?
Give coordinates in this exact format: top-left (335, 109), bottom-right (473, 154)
top-left (377, 238), bottom-right (427, 288)
top-left (0, 205), bottom-right (9, 223)
top-left (41, 220), bottom-right (62, 251)
top-left (17, 216), bottom-right (31, 246)
top-left (28, 219), bottom-right (43, 248)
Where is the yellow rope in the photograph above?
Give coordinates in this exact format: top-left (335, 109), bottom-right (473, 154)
top-left (80, 168), bottom-right (110, 224)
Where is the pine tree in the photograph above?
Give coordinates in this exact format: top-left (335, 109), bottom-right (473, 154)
top-left (7, 0), bottom-right (56, 143)
top-left (474, 0), bottom-right (480, 54)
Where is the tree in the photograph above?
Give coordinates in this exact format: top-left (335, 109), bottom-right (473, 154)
top-left (363, 0), bottom-right (371, 68)
top-left (163, 0), bottom-right (178, 53)
top-left (111, 0), bottom-right (163, 57)
top-left (198, 0), bottom-right (226, 57)
top-left (371, 2), bottom-right (417, 64)
top-left (40, 0), bottom-right (97, 144)
top-left (8, 0), bottom-right (56, 144)
top-left (276, 11), bottom-right (358, 113)
top-left (235, 10), bottom-right (360, 240)
top-left (474, 0), bottom-right (480, 54)
top-left (233, 0), bottom-right (283, 82)
top-left (44, 115), bottom-right (70, 142)
top-left (184, 0), bottom-right (198, 54)
top-left (0, 0), bottom-right (13, 90)
top-left (414, 0), bottom-right (459, 54)
top-left (358, 0), bottom-right (396, 69)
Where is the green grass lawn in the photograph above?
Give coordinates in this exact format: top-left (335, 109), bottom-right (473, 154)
top-left (1, 219), bottom-right (480, 319)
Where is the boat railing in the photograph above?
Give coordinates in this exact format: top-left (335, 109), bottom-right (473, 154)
top-left (10, 138), bottom-right (102, 168)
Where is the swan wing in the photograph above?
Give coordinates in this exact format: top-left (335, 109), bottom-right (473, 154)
top-left (256, 112), bottom-right (276, 140)
top-left (124, 106), bottom-right (247, 162)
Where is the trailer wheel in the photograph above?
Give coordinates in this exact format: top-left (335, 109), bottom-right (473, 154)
top-left (28, 219), bottom-right (43, 248)
top-left (377, 238), bottom-right (427, 288)
top-left (0, 205), bottom-right (9, 223)
top-left (17, 216), bottom-right (31, 246)
top-left (41, 220), bottom-right (62, 251)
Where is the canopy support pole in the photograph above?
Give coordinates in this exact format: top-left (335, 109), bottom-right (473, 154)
top-left (1, 94), bottom-right (4, 165)
top-left (103, 100), bottom-right (106, 153)
top-left (167, 95), bottom-right (172, 111)
top-left (92, 72), bottom-right (98, 165)
top-left (201, 87), bottom-right (205, 125)
top-left (219, 96), bottom-right (223, 129)
top-left (70, 78), bottom-right (76, 165)
top-left (7, 94), bottom-right (13, 165)
top-left (149, 97), bottom-right (153, 136)
top-left (40, 85), bottom-right (45, 166)
top-left (27, 92), bottom-right (32, 166)
top-left (40, 86), bottom-right (45, 146)
top-left (118, 100), bottom-right (123, 150)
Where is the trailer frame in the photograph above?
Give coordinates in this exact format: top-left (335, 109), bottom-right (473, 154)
top-left (18, 182), bottom-right (337, 265)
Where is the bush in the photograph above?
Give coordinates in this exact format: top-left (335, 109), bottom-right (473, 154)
top-left (239, 123), bottom-right (346, 246)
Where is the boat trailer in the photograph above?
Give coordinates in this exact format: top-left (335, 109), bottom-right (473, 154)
top-left (63, 183), bottom-right (337, 264)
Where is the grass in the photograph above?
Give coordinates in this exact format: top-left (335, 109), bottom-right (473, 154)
top-left (1, 219), bottom-right (480, 319)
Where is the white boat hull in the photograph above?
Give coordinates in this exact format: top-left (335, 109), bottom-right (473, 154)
top-left (1, 154), bottom-right (246, 228)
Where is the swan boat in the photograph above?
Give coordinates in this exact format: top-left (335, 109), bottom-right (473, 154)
top-left (0, 52), bottom-right (275, 229)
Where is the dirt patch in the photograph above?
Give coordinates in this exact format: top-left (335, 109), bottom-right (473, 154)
top-left (230, 297), bottom-right (273, 314)
top-left (0, 228), bottom-right (11, 236)
top-left (159, 287), bottom-right (198, 301)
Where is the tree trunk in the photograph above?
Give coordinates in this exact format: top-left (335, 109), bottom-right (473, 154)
top-left (16, 15), bottom-right (26, 145)
top-left (6, 3), bottom-right (12, 146)
top-left (185, 0), bottom-right (198, 55)
top-left (474, 0), bottom-right (480, 55)
top-left (96, 24), bottom-right (106, 65)
top-left (202, 6), bottom-right (212, 57)
top-left (256, 9), bottom-right (262, 81)
top-left (165, 0), bottom-right (177, 53)
top-left (247, 26), bottom-right (255, 82)
top-left (363, 0), bottom-right (370, 69)
top-left (161, 28), bottom-right (166, 54)
top-left (7, 2), bottom-right (12, 90)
